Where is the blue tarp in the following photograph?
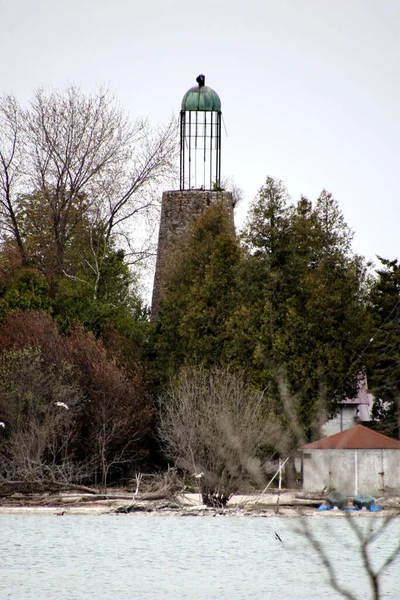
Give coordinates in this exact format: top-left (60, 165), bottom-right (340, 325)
top-left (317, 503), bottom-right (383, 512)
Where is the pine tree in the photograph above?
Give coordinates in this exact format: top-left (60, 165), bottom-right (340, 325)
top-left (227, 178), bottom-right (371, 437)
top-left (367, 257), bottom-right (400, 437)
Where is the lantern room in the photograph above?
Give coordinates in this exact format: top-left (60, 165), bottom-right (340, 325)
top-left (180, 75), bottom-right (222, 191)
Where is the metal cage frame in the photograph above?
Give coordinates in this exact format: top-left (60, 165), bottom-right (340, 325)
top-left (180, 108), bottom-right (222, 191)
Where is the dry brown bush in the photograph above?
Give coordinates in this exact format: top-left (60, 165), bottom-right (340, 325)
top-left (0, 311), bottom-right (153, 486)
top-left (64, 324), bottom-right (153, 486)
top-left (158, 366), bottom-right (283, 507)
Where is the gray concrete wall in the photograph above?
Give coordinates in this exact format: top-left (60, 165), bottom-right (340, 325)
top-left (322, 406), bottom-right (358, 437)
top-left (302, 449), bottom-right (400, 496)
top-left (151, 190), bottom-right (234, 319)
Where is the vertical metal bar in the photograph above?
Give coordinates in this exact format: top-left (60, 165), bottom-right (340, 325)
top-left (278, 458), bottom-right (282, 490)
top-left (210, 111), bottom-right (213, 189)
top-left (195, 111), bottom-right (198, 187)
top-left (203, 111), bottom-right (206, 189)
top-left (180, 111), bottom-right (185, 190)
top-left (217, 111), bottom-right (222, 189)
top-left (188, 111), bottom-right (191, 189)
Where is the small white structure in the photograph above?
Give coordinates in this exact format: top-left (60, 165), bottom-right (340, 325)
top-left (322, 374), bottom-right (374, 437)
top-left (302, 425), bottom-right (400, 496)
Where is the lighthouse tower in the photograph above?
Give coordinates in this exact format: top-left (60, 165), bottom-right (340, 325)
top-left (151, 75), bottom-right (234, 318)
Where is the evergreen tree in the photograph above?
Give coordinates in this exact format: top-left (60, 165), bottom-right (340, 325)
top-left (227, 178), bottom-right (371, 436)
top-left (367, 257), bottom-right (400, 437)
top-left (153, 204), bottom-right (241, 383)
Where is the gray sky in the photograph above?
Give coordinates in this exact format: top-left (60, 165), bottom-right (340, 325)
top-left (1, 0), bottom-right (399, 264)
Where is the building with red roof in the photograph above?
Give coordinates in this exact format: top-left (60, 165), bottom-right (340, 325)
top-left (302, 425), bottom-right (400, 496)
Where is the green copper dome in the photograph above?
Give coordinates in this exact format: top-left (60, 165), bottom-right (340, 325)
top-left (181, 75), bottom-right (221, 112)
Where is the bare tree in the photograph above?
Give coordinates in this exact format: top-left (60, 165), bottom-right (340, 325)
top-left (219, 175), bottom-right (244, 208)
top-left (295, 513), bottom-right (400, 600)
top-left (0, 96), bottom-right (26, 260)
top-left (158, 366), bottom-right (282, 507)
top-left (93, 399), bottom-right (145, 489)
top-left (0, 86), bottom-right (178, 286)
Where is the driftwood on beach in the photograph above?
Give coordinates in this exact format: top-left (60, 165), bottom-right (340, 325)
top-left (0, 469), bottom-right (187, 508)
top-left (0, 481), bottom-right (99, 498)
top-left (0, 479), bottom-right (399, 517)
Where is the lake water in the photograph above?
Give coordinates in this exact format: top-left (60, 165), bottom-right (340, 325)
top-left (0, 513), bottom-right (399, 599)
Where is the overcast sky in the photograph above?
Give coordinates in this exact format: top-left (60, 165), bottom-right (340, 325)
top-left (1, 0), bottom-right (399, 265)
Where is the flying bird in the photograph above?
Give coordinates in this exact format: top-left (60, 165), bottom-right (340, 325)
top-left (193, 472), bottom-right (204, 479)
top-left (274, 532), bottom-right (283, 543)
top-left (55, 402), bottom-right (69, 410)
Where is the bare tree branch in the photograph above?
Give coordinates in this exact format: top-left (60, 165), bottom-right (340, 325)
top-left (158, 366), bottom-right (282, 507)
top-left (0, 86), bottom-right (178, 283)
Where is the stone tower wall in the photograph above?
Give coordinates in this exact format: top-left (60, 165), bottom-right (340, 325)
top-left (151, 190), bottom-right (234, 319)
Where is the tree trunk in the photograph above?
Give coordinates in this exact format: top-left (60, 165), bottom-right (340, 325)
top-left (285, 455), bottom-right (297, 488)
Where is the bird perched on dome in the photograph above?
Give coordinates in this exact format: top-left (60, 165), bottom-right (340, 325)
top-left (196, 74), bottom-right (205, 87)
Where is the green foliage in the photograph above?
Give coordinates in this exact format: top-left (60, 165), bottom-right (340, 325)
top-left (53, 244), bottom-right (145, 337)
top-left (0, 190), bottom-right (148, 350)
top-left (228, 178), bottom-right (372, 436)
top-left (241, 176), bottom-right (291, 260)
top-left (366, 257), bottom-right (400, 437)
top-left (0, 268), bottom-right (51, 321)
top-left (152, 178), bottom-right (372, 440)
top-left (153, 204), bottom-right (241, 383)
